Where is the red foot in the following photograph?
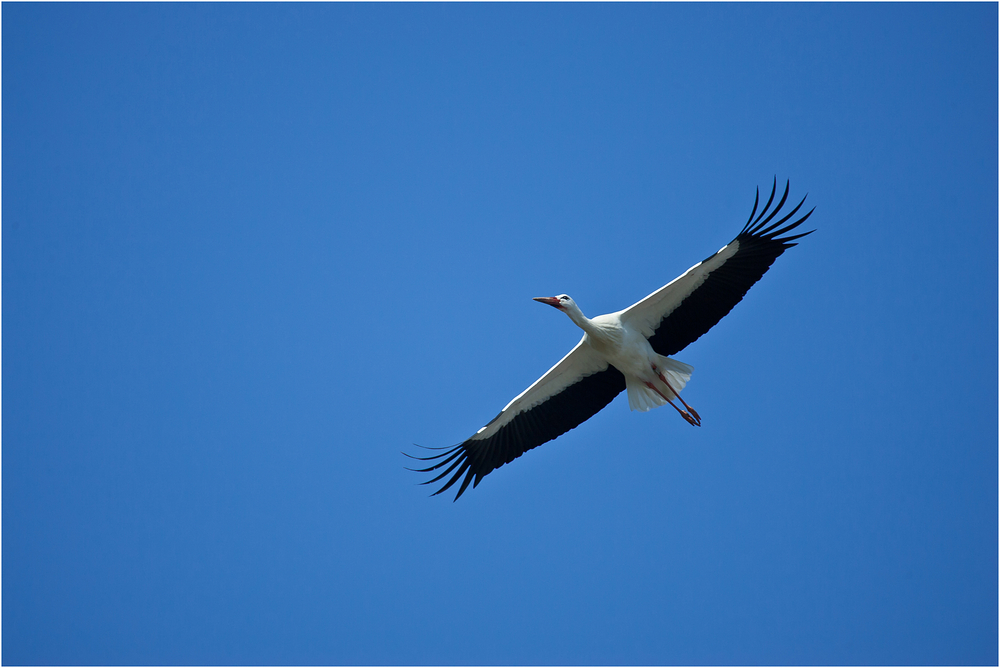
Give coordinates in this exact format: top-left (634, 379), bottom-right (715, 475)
top-left (680, 411), bottom-right (700, 427)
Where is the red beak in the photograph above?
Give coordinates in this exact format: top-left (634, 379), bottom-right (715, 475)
top-left (533, 296), bottom-right (562, 308)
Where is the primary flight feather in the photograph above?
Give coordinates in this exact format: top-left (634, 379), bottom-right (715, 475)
top-left (407, 178), bottom-right (815, 500)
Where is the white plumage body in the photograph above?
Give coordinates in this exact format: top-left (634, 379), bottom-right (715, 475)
top-left (558, 304), bottom-right (693, 413)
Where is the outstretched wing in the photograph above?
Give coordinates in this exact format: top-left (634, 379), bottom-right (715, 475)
top-left (407, 341), bottom-right (626, 501)
top-left (620, 178), bottom-right (814, 357)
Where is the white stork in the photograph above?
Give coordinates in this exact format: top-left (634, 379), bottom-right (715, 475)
top-left (408, 179), bottom-right (814, 500)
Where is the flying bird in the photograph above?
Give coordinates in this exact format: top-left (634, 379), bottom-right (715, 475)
top-left (408, 179), bottom-right (814, 500)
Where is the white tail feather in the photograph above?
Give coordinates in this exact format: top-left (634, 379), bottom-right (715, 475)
top-left (625, 377), bottom-right (666, 412)
top-left (658, 357), bottom-right (693, 393)
top-left (624, 357), bottom-right (694, 412)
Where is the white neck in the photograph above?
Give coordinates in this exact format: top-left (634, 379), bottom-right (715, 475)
top-left (562, 302), bottom-right (596, 334)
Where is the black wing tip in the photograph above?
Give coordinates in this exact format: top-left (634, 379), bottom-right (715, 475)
top-left (403, 442), bottom-right (476, 500)
top-left (408, 443), bottom-right (455, 452)
top-left (739, 180), bottom-right (816, 244)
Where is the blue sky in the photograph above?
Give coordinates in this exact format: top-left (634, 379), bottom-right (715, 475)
top-left (3, 3), bottom-right (996, 665)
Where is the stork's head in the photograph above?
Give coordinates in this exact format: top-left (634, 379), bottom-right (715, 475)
top-left (533, 294), bottom-right (575, 311)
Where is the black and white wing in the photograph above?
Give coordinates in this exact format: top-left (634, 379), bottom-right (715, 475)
top-left (406, 340), bottom-right (626, 501)
top-left (620, 178), bottom-right (815, 357)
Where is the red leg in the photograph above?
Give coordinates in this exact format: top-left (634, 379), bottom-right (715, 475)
top-left (652, 365), bottom-right (701, 426)
top-left (644, 381), bottom-right (699, 427)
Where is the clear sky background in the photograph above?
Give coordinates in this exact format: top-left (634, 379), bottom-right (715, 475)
top-left (3, 3), bottom-right (996, 666)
